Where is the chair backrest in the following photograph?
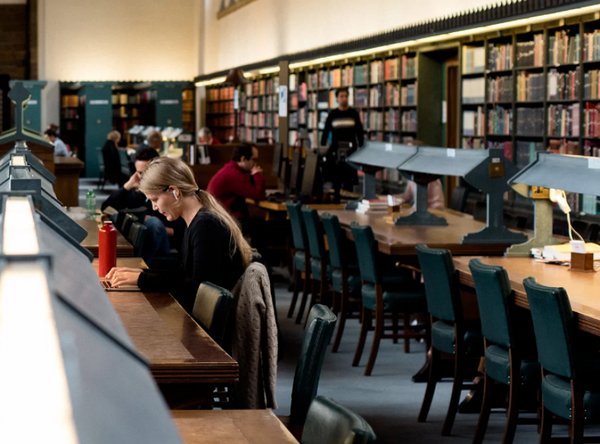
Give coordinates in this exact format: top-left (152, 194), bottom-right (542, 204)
top-left (117, 148), bottom-right (130, 176)
top-left (121, 213), bottom-right (138, 238)
top-left (291, 304), bottom-right (337, 426)
top-left (302, 396), bottom-right (377, 444)
top-left (523, 277), bottom-right (578, 380)
top-left (321, 213), bottom-right (346, 269)
top-left (415, 244), bottom-right (460, 323)
top-left (127, 222), bottom-right (147, 257)
top-left (287, 200), bottom-right (308, 251)
top-left (96, 147), bottom-right (105, 170)
top-left (192, 282), bottom-right (234, 347)
top-left (349, 223), bottom-right (379, 284)
top-left (469, 259), bottom-right (514, 348)
top-left (301, 207), bottom-right (326, 260)
top-left (449, 186), bottom-right (469, 213)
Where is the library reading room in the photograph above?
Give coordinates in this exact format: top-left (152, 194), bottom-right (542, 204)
top-left (8, 0), bottom-right (600, 443)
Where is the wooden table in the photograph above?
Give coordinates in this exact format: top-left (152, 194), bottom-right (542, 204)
top-left (77, 218), bottom-right (134, 257)
top-left (91, 258), bottom-right (238, 385)
top-left (172, 410), bottom-right (298, 444)
top-left (321, 208), bottom-right (524, 256)
top-left (246, 198), bottom-right (345, 212)
top-left (454, 256), bottom-right (600, 336)
top-left (54, 156), bottom-right (85, 206)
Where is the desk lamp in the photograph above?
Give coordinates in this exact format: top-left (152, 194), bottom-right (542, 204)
top-left (223, 68), bottom-right (250, 143)
top-left (506, 152), bottom-right (600, 256)
top-left (346, 141), bottom-right (418, 210)
top-left (398, 147), bottom-right (527, 244)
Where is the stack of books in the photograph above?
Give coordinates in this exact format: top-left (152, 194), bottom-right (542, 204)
top-left (356, 199), bottom-right (388, 215)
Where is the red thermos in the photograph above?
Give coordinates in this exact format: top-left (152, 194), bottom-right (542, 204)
top-left (99, 221), bottom-right (117, 277)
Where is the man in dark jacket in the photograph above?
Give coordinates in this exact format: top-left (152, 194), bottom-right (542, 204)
top-left (102, 148), bottom-right (185, 263)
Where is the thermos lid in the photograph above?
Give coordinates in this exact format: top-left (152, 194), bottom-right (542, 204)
top-left (103, 221), bottom-right (113, 225)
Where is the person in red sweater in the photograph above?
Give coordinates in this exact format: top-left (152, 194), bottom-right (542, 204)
top-left (207, 144), bottom-right (266, 219)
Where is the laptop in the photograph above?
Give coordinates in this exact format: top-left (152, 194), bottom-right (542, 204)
top-left (100, 279), bottom-right (141, 292)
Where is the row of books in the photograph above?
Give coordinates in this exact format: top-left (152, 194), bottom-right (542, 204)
top-left (356, 199), bottom-right (388, 215)
top-left (384, 58), bottom-right (400, 80)
top-left (547, 103), bottom-right (580, 137)
top-left (113, 106), bottom-right (139, 118)
top-left (548, 30), bottom-right (580, 66)
top-left (207, 101), bottom-right (234, 114)
top-left (401, 110), bottom-right (417, 132)
top-left (61, 108), bottom-right (79, 119)
top-left (62, 121), bottom-right (79, 131)
top-left (488, 106), bottom-right (512, 135)
top-left (385, 110), bottom-right (400, 132)
top-left (386, 83), bottom-right (400, 107)
top-left (547, 68), bottom-right (580, 100)
top-left (289, 84), bottom-right (308, 103)
top-left (402, 83), bottom-right (417, 106)
top-left (515, 140), bottom-right (544, 169)
top-left (244, 112), bottom-right (279, 128)
top-left (547, 138), bottom-right (580, 155)
top-left (307, 110), bottom-right (328, 130)
top-left (584, 102), bottom-right (600, 138)
top-left (487, 75), bottom-right (513, 103)
top-left (463, 46), bottom-right (485, 74)
top-left (61, 95), bottom-right (80, 108)
top-left (403, 55), bottom-right (418, 78)
top-left (208, 87), bottom-right (235, 101)
top-left (584, 69), bottom-right (600, 99)
top-left (488, 42), bottom-right (513, 71)
top-left (462, 137), bottom-right (485, 149)
top-left (208, 114), bottom-right (235, 127)
top-left (583, 30), bottom-right (600, 62)
top-left (369, 85), bottom-right (383, 107)
top-left (516, 72), bottom-right (544, 102)
top-left (462, 77), bottom-right (485, 104)
top-left (370, 61), bottom-right (385, 84)
top-left (246, 95), bottom-right (279, 112)
top-left (516, 107), bottom-right (544, 136)
top-left (516, 34), bottom-right (544, 67)
top-left (368, 132), bottom-right (385, 141)
top-left (368, 111), bottom-right (384, 131)
top-left (354, 89), bottom-right (368, 108)
top-left (244, 77), bottom-right (279, 96)
top-left (489, 141), bottom-right (513, 161)
top-left (463, 107), bottom-right (485, 136)
top-left (245, 128), bottom-right (278, 142)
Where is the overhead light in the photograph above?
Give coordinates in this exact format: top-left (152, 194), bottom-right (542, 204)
top-left (0, 261), bottom-right (78, 444)
top-left (195, 76), bottom-right (227, 87)
top-left (3, 197), bottom-right (39, 255)
top-left (258, 66), bottom-right (280, 75)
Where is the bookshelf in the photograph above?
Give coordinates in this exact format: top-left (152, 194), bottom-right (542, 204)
top-left (111, 85), bottom-right (154, 146)
top-left (243, 75), bottom-right (280, 143)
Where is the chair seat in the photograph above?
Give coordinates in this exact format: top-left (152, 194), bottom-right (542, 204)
top-left (294, 251), bottom-right (306, 271)
top-left (332, 269), bottom-right (361, 294)
top-left (431, 320), bottom-right (483, 356)
top-left (361, 283), bottom-right (427, 312)
top-left (310, 258), bottom-right (332, 282)
top-left (485, 345), bottom-right (540, 386)
top-left (542, 361), bottom-right (600, 422)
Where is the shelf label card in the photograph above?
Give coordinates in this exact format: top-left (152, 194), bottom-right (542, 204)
top-left (279, 85), bottom-right (288, 117)
top-left (589, 158), bottom-right (600, 170)
top-left (159, 99), bottom-right (179, 105)
top-left (89, 100), bottom-right (108, 105)
top-left (447, 149), bottom-right (456, 157)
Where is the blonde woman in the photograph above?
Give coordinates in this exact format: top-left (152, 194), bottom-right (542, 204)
top-left (107, 157), bottom-right (252, 313)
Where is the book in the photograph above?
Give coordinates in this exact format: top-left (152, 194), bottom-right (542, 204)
top-left (462, 77), bottom-right (485, 104)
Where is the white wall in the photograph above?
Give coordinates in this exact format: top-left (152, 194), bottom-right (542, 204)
top-left (39, 0), bottom-right (203, 129)
top-left (203, 0), bottom-right (501, 74)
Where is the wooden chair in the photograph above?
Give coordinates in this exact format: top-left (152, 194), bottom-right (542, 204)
top-left (302, 396), bottom-right (377, 444)
top-left (351, 223), bottom-right (427, 376)
top-left (469, 259), bottom-right (540, 444)
top-left (192, 282), bottom-right (234, 348)
top-left (524, 277), bottom-right (600, 444)
top-left (416, 244), bottom-right (483, 436)
top-left (120, 213), bottom-right (139, 239)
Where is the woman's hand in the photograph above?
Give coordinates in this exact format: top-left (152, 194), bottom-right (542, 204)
top-left (106, 267), bottom-right (143, 287)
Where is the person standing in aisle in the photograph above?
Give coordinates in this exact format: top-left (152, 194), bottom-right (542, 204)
top-left (320, 87), bottom-right (364, 201)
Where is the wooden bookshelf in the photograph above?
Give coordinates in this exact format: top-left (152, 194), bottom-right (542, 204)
top-left (243, 75), bottom-right (279, 143)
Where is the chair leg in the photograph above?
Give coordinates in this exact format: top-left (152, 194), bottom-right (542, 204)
top-left (392, 313), bottom-right (399, 345)
top-left (503, 364), bottom-right (521, 444)
top-left (403, 313), bottom-right (411, 353)
top-left (472, 373), bottom-right (494, 444)
top-left (331, 288), bottom-right (347, 353)
top-left (287, 269), bottom-right (302, 318)
top-left (418, 346), bottom-right (440, 422)
top-left (303, 279), bottom-right (319, 327)
top-left (364, 285), bottom-right (384, 376)
top-left (295, 271), bottom-right (311, 324)
top-left (442, 351), bottom-right (465, 436)
top-left (570, 380), bottom-right (584, 444)
top-left (353, 307), bottom-right (371, 367)
top-left (539, 406), bottom-right (552, 444)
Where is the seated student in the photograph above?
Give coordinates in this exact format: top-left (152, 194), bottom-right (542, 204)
top-left (44, 128), bottom-right (70, 157)
top-left (102, 130), bottom-right (129, 187)
top-left (135, 130), bottom-right (163, 157)
top-left (101, 148), bottom-right (185, 263)
top-left (198, 127), bottom-right (221, 145)
top-left (107, 157), bottom-right (252, 314)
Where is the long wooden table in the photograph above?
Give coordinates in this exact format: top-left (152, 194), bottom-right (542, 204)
top-left (77, 218), bottom-right (134, 257)
top-left (92, 258), bottom-right (238, 386)
top-left (454, 256), bottom-right (600, 336)
top-left (320, 208), bottom-right (524, 256)
top-left (172, 410), bottom-right (298, 444)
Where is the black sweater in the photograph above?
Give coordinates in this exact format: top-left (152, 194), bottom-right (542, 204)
top-left (320, 108), bottom-right (365, 152)
top-left (137, 207), bottom-right (245, 313)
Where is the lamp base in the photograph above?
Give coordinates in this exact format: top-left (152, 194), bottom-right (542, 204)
top-left (394, 211), bottom-right (448, 226)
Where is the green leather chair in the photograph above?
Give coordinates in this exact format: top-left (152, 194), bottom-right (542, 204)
top-left (351, 223), bottom-right (427, 376)
top-left (126, 222), bottom-right (148, 258)
top-left (285, 304), bottom-right (337, 438)
top-left (416, 244), bottom-right (483, 436)
top-left (524, 277), bottom-right (600, 444)
top-left (321, 213), bottom-right (362, 353)
top-left (286, 201), bottom-right (312, 323)
top-left (301, 207), bottom-right (332, 317)
top-left (469, 259), bottom-right (540, 444)
top-left (192, 282), bottom-right (234, 347)
top-left (301, 396), bottom-right (376, 444)
top-left (120, 213), bottom-right (139, 239)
